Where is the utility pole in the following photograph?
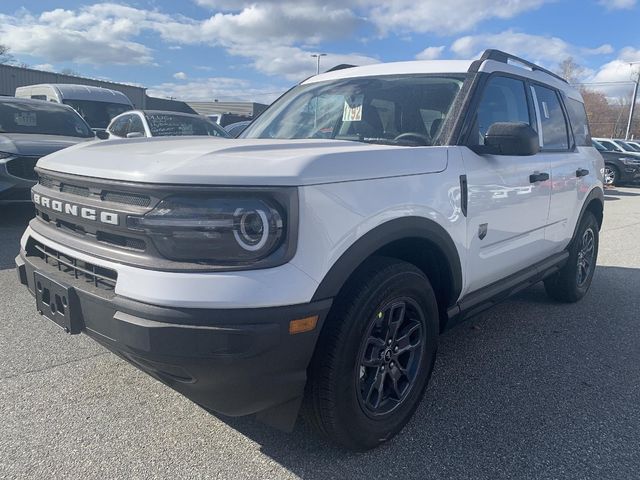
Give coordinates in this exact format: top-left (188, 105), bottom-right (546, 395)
top-left (310, 53), bottom-right (327, 75)
top-left (625, 61), bottom-right (640, 140)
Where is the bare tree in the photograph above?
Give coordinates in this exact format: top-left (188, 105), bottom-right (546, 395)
top-left (0, 44), bottom-right (14, 64)
top-left (557, 57), bottom-right (584, 85)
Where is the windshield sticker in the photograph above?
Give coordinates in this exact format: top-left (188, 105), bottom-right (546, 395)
top-left (14, 112), bottom-right (37, 127)
top-left (342, 95), bottom-right (363, 122)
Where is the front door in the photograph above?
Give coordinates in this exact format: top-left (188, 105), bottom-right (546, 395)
top-left (461, 75), bottom-right (551, 294)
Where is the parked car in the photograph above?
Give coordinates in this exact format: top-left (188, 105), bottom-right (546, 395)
top-left (614, 139), bottom-right (640, 153)
top-left (0, 97), bottom-right (94, 203)
top-left (15, 84), bottom-right (133, 130)
top-left (106, 110), bottom-right (230, 139)
top-left (592, 139), bottom-right (640, 186)
top-left (225, 120), bottom-right (251, 138)
top-left (16, 50), bottom-right (603, 451)
top-left (626, 140), bottom-right (640, 151)
top-left (592, 137), bottom-right (625, 153)
top-left (207, 112), bottom-right (252, 127)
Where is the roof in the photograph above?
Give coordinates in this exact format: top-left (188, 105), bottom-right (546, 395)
top-left (0, 96), bottom-right (74, 110)
top-left (21, 83), bottom-right (133, 105)
top-left (302, 60), bottom-right (474, 84)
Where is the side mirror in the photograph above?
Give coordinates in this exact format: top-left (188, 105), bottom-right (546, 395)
top-left (94, 130), bottom-right (109, 140)
top-left (126, 132), bottom-right (145, 139)
top-left (473, 122), bottom-right (540, 156)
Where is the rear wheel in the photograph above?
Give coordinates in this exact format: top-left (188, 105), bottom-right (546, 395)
top-left (544, 211), bottom-right (599, 302)
top-left (305, 257), bottom-right (438, 451)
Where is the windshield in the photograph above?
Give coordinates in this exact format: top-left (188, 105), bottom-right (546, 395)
top-left (598, 140), bottom-right (620, 151)
top-left (145, 113), bottom-right (230, 137)
top-left (0, 101), bottom-right (93, 137)
top-left (63, 100), bottom-right (131, 129)
top-left (592, 140), bottom-right (605, 151)
top-left (242, 75), bottom-right (465, 146)
top-left (619, 140), bottom-right (640, 152)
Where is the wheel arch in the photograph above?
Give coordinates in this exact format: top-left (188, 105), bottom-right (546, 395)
top-left (311, 217), bottom-right (463, 327)
top-left (574, 187), bottom-right (604, 239)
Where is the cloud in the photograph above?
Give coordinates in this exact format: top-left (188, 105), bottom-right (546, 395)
top-left (0, 8), bottom-right (155, 65)
top-left (585, 47), bottom-right (640, 98)
top-left (173, 71), bottom-right (188, 80)
top-left (32, 63), bottom-right (55, 72)
top-left (147, 77), bottom-right (285, 104)
top-left (415, 46), bottom-right (445, 60)
top-left (367, 0), bottom-right (551, 35)
top-left (450, 30), bottom-right (613, 66)
top-left (598, 0), bottom-right (637, 10)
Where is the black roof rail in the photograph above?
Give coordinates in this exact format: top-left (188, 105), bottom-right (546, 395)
top-left (325, 64), bottom-right (356, 72)
top-left (473, 49), bottom-right (568, 84)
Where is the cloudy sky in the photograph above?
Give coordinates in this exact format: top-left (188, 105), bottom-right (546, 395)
top-left (1, 0), bottom-right (639, 103)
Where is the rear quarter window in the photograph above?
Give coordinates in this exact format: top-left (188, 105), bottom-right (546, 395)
top-left (565, 97), bottom-right (591, 146)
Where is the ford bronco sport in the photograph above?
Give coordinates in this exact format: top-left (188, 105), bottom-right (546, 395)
top-left (16, 50), bottom-right (604, 451)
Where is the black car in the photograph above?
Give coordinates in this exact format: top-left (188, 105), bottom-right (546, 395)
top-left (0, 97), bottom-right (95, 203)
top-left (593, 139), bottom-right (640, 186)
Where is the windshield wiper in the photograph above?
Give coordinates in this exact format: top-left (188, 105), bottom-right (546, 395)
top-left (361, 137), bottom-right (428, 147)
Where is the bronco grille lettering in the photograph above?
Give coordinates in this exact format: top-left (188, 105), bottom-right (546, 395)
top-left (33, 193), bottom-right (120, 226)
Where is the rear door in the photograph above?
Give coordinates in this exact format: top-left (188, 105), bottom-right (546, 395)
top-left (461, 75), bottom-right (552, 293)
top-left (532, 87), bottom-right (589, 249)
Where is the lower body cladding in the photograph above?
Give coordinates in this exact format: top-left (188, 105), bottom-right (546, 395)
top-left (15, 251), bottom-right (332, 431)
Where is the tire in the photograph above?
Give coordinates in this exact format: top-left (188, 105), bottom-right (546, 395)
top-left (544, 211), bottom-right (599, 303)
top-left (304, 256), bottom-right (439, 451)
top-left (604, 164), bottom-right (620, 187)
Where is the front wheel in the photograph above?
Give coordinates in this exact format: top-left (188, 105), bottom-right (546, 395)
top-left (304, 257), bottom-right (439, 451)
top-left (604, 165), bottom-right (620, 186)
top-left (544, 211), bottom-right (599, 302)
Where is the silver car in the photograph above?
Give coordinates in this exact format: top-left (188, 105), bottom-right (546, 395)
top-left (0, 97), bottom-right (94, 203)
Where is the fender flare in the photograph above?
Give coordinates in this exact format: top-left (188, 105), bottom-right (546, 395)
top-left (571, 187), bottom-right (604, 242)
top-left (311, 216), bottom-right (463, 305)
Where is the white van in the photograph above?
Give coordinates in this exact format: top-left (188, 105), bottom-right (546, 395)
top-left (15, 84), bottom-right (133, 130)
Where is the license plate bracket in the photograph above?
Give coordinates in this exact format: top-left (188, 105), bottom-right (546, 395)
top-left (34, 271), bottom-right (83, 334)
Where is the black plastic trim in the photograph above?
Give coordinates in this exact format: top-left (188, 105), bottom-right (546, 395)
top-left (473, 49), bottom-right (568, 84)
top-left (446, 251), bottom-right (569, 329)
top-left (459, 175), bottom-right (468, 217)
top-left (311, 217), bottom-right (462, 305)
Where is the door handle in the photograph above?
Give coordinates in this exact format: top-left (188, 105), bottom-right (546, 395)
top-left (529, 172), bottom-right (550, 183)
top-left (576, 168), bottom-right (589, 178)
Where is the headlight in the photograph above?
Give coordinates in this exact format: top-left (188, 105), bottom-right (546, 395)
top-left (0, 151), bottom-right (14, 159)
top-left (621, 157), bottom-right (640, 165)
top-left (127, 190), bottom-right (297, 267)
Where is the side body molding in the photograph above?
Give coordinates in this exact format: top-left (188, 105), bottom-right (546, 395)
top-left (311, 217), bottom-right (463, 306)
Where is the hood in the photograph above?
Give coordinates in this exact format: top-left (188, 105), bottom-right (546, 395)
top-left (0, 133), bottom-right (91, 157)
top-left (36, 137), bottom-right (448, 186)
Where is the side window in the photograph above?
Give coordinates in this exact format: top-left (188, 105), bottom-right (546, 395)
top-left (531, 85), bottom-right (569, 150)
top-left (109, 115), bottom-right (130, 137)
top-left (565, 97), bottom-right (591, 146)
top-left (475, 76), bottom-right (531, 145)
top-left (129, 115), bottom-right (146, 136)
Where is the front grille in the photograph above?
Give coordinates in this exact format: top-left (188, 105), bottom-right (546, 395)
top-left (35, 210), bottom-right (147, 252)
top-left (38, 174), bottom-right (152, 208)
top-left (6, 157), bottom-right (39, 181)
top-left (102, 190), bottom-right (151, 207)
top-left (27, 239), bottom-right (117, 291)
top-left (61, 183), bottom-right (91, 197)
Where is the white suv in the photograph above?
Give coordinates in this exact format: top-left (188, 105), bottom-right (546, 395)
top-left (16, 50), bottom-right (604, 451)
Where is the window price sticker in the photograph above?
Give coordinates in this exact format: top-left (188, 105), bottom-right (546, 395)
top-left (15, 112), bottom-right (37, 127)
top-left (342, 95), bottom-right (363, 122)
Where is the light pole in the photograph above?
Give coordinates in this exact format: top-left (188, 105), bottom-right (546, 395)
top-left (311, 53), bottom-right (327, 75)
top-left (625, 61), bottom-right (640, 140)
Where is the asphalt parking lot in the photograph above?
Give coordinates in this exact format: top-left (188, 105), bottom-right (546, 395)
top-left (1, 187), bottom-right (639, 480)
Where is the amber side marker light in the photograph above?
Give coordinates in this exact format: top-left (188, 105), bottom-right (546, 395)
top-left (289, 315), bottom-right (318, 335)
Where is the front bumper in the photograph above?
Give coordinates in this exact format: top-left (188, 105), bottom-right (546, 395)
top-left (16, 250), bottom-right (332, 427)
